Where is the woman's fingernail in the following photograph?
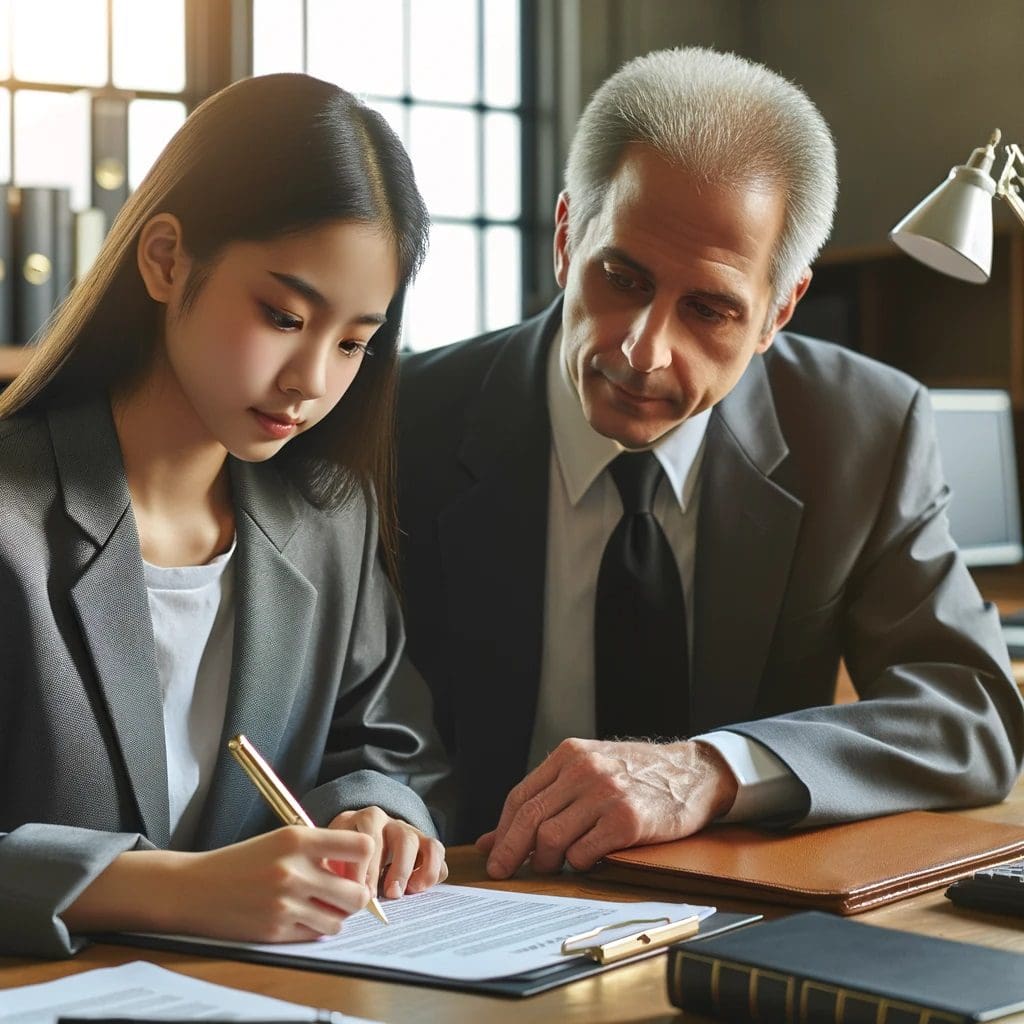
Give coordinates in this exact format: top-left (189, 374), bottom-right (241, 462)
top-left (387, 880), bottom-right (404, 899)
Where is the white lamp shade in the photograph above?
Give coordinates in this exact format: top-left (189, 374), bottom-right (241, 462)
top-left (890, 166), bottom-right (996, 284)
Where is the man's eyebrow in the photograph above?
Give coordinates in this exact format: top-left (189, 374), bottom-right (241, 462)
top-left (597, 248), bottom-right (748, 315)
top-left (596, 246), bottom-right (653, 279)
top-left (267, 271), bottom-right (387, 325)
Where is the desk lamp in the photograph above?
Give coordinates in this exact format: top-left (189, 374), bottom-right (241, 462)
top-left (890, 130), bottom-right (1024, 281)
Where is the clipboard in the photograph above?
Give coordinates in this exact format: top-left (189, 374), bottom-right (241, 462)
top-left (97, 911), bottom-right (761, 999)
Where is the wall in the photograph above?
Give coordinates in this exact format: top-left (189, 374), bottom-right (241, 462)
top-left (552, 0), bottom-right (1024, 254)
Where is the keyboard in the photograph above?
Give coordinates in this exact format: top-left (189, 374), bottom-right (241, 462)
top-left (946, 858), bottom-right (1024, 917)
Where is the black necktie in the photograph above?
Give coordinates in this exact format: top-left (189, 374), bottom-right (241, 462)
top-left (594, 451), bottom-right (690, 740)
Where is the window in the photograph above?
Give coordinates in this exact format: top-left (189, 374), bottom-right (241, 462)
top-left (1, 0), bottom-right (188, 229)
top-left (252, 0), bottom-right (527, 351)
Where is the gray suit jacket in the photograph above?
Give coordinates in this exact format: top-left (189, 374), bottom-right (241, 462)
top-left (0, 400), bottom-right (446, 958)
top-left (397, 301), bottom-right (1024, 843)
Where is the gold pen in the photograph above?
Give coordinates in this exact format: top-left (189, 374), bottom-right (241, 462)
top-left (228, 733), bottom-right (389, 925)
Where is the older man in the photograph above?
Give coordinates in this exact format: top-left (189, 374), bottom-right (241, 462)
top-left (396, 47), bottom-right (1024, 876)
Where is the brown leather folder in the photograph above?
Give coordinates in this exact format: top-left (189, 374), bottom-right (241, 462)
top-left (595, 811), bottom-right (1024, 914)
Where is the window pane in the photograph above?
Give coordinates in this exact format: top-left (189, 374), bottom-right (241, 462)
top-left (409, 0), bottom-right (477, 103)
top-left (112, 0), bottom-right (185, 92)
top-left (252, 0), bottom-right (304, 76)
top-left (0, 0), bottom-right (10, 79)
top-left (366, 98), bottom-right (407, 148)
top-left (128, 99), bottom-right (186, 191)
top-left (13, 89), bottom-right (90, 209)
top-left (12, 0), bottom-right (107, 87)
top-left (484, 0), bottom-right (520, 107)
top-left (484, 226), bottom-right (520, 331)
top-left (405, 223), bottom-right (479, 351)
top-left (307, 0), bottom-right (404, 98)
top-left (410, 105), bottom-right (478, 218)
top-left (484, 112), bottom-right (520, 220)
top-left (0, 89), bottom-right (9, 183)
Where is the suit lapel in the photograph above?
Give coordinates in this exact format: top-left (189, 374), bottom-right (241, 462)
top-left (195, 461), bottom-right (317, 849)
top-left (52, 402), bottom-right (171, 848)
top-left (691, 354), bottom-right (804, 730)
top-left (440, 304), bottom-right (559, 804)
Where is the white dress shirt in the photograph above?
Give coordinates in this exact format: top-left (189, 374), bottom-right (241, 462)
top-left (144, 540), bottom-right (236, 849)
top-left (527, 333), bottom-right (802, 822)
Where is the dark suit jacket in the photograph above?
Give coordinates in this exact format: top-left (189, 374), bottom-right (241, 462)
top-left (0, 400), bottom-right (445, 957)
top-left (397, 301), bottom-right (1024, 843)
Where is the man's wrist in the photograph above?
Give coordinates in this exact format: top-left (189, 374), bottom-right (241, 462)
top-left (692, 739), bottom-right (740, 819)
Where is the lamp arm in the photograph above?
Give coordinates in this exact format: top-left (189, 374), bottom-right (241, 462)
top-left (996, 143), bottom-right (1024, 229)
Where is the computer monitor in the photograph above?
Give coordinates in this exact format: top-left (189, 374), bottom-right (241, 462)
top-left (929, 389), bottom-right (1023, 567)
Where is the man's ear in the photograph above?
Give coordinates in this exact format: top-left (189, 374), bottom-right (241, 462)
top-left (756, 271), bottom-right (813, 354)
top-left (553, 191), bottom-right (571, 289)
top-left (136, 213), bottom-right (190, 304)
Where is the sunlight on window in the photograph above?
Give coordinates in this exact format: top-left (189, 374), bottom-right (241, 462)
top-left (252, 0), bottom-right (304, 76)
top-left (112, 0), bottom-right (185, 92)
top-left (484, 0), bottom-right (519, 107)
top-left (410, 105), bottom-right (479, 218)
top-left (307, 0), bottom-right (404, 97)
top-left (0, 0), bottom-right (10, 79)
top-left (11, 0), bottom-right (107, 86)
top-left (406, 224), bottom-right (480, 350)
top-left (409, 0), bottom-right (477, 103)
top-left (485, 226), bottom-right (521, 331)
top-left (13, 89), bottom-right (91, 209)
top-left (251, 0), bottom-right (524, 352)
top-left (0, 89), bottom-right (10, 183)
top-left (128, 99), bottom-right (186, 191)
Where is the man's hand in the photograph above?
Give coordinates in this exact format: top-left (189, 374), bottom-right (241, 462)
top-left (475, 739), bottom-right (738, 878)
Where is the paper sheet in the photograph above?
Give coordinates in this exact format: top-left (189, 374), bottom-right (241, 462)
top-left (154, 883), bottom-right (715, 982)
top-left (0, 960), bottom-right (375, 1023)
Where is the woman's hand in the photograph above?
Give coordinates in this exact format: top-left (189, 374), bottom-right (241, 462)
top-left (63, 826), bottom-right (376, 943)
top-left (329, 806), bottom-right (448, 900)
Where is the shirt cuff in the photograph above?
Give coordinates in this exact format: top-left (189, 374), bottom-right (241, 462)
top-left (693, 731), bottom-right (804, 823)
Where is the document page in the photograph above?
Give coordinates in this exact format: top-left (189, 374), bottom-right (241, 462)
top-left (170, 883), bottom-right (715, 982)
top-left (0, 960), bottom-right (375, 1023)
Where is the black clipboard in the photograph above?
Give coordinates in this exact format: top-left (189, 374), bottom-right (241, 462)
top-left (96, 911), bottom-right (760, 999)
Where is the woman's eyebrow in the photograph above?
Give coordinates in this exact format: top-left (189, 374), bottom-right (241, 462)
top-left (267, 270), bottom-right (387, 325)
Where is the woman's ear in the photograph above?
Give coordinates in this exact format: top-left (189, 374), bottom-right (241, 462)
top-left (136, 213), bottom-right (190, 303)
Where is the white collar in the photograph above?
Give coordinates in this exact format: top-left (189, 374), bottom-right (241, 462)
top-left (546, 328), bottom-right (712, 511)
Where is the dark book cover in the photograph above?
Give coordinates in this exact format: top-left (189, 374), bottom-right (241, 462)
top-left (668, 911), bottom-right (1024, 1023)
top-left (52, 187), bottom-right (74, 306)
top-left (0, 188), bottom-right (12, 346)
top-left (91, 97), bottom-right (129, 236)
top-left (12, 186), bottom-right (57, 346)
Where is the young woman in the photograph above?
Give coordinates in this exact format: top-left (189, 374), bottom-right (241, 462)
top-left (0, 73), bottom-right (448, 958)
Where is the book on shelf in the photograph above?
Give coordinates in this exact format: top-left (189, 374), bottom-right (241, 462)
top-left (0, 189), bottom-right (11, 348)
top-left (91, 96), bottom-right (129, 235)
top-left (11, 186), bottom-right (60, 346)
top-left (53, 187), bottom-right (75, 306)
top-left (2, 187), bottom-right (108, 348)
top-left (668, 911), bottom-right (1024, 1023)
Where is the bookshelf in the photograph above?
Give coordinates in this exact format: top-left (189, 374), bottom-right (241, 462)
top-left (789, 232), bottom-right (1024, 406)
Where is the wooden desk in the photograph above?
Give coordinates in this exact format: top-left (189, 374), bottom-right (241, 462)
top-left (3, 783), bottom-right (1024, 1023)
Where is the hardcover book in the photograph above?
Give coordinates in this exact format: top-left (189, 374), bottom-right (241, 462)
top-left (668, 911), bottom-right (1024, 1023)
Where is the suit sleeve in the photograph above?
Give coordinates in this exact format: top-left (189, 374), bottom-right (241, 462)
top-left (0, 825), bottom-right (154, 958)
top-left (728, 386), bottom-right (1024, 826)
top-left (302, 490), bottom-right (450, 838)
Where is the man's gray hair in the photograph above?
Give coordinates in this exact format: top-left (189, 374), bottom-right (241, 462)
top-left (565, 47), bottom-right (838, 311)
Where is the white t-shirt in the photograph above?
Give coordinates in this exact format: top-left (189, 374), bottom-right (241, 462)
top-left (144, 540), bottom-right (236, 850)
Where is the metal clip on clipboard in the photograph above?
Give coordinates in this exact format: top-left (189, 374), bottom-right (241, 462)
top-left (559, 914), bottom-right (701, 965)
